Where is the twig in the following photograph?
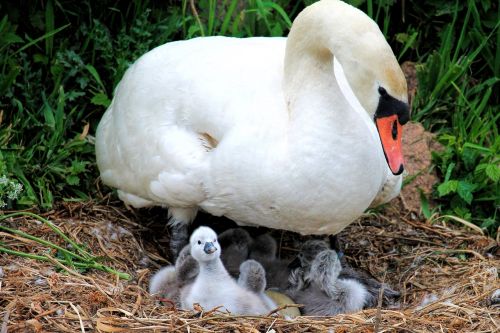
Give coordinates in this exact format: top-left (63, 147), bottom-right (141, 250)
top-left (373, 272), bottom-right (386, 333)
top-left (69, 302), bottom-right (86, 333)
top-left (189, 0), bottom-right (205, 36)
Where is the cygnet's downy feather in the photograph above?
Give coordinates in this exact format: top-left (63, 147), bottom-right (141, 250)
top-left (218, 228), bottom-right (253, 277)
top-left (148, 244), bottom-right (199, 307)
top-left (180, 226), bottom-right (273, 315)
top-left (288, 249), bottom-right (368, 315)
top-left (249, 233), bottom-right (292, 291)
top-left (149, 265), bottom-right (179, 304)
top-left (238, 259), bottom-right (277, 311)
top-left (297, 240), bottom-right (400, 307)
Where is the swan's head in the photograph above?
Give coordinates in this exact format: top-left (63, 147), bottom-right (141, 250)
top-left (337, 20), bottom-right (410, 176)
top-left (286, 0), bottom-right (411, 175)
top-left (189, 226), bottom-right (220, 262)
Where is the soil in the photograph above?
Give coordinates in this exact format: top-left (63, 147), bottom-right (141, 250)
top-left (400, 122), bottom-right (442, 213)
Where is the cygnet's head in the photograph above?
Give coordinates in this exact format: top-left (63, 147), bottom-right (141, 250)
top-left (189, 226), bottom-right (220, 262)
top-left (288, 239), bottom-right (330, 269)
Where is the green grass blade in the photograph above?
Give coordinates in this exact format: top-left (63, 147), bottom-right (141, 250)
top-left (45, 0), bottom-right (55, 57)
top-left (220, 0), bottom-right (239, 35)
top-left (0, 224), bottom-right (88, 262)
top-left (11, 24), bottom-right (70, 57)
top-left (0, 212), bottom-right (92, 259)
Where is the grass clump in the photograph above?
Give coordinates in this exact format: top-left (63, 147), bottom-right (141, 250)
top-left (0, 212), bottom-right (130, 279)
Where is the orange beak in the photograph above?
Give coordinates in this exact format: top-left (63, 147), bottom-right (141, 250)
top-left (375, 114), bottom-right (404, 175)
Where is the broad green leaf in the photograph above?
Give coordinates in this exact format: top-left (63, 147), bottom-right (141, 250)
top-left (85, 64), bottom-right (106, 92)
top-left (438, 180), bottom-right (459, 196)
top-left (70, 160), bottom-right (86, 174)
top-left (91, 93), bottom-right (111, 107)
top-left (485, 164), bottom-right (500, 182)
top-left (43, 105), bottom-right (55, 128)
top-left (457, 181), bottom-right (476, 204)
top-left (66, 175), bottom-right (80, 186)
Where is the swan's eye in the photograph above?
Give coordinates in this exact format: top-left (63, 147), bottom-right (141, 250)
top-left (378, 86), bottom-right (387, 96)
top-left (197, 240), bottom-right (201, 245)
top-left (214, 239), bottom-right (217, 243)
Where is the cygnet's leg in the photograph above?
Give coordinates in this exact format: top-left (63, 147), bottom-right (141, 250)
top-left (308, 250), bottom-right (342, 299)
top-left (168, 207), bottom-right (197, 259)
top-left (175, 244), bottom-right (199, 286)
top-left (238, 260), bottom-right (266, 294)
top-left (287, 267), bottom-right (306, 291)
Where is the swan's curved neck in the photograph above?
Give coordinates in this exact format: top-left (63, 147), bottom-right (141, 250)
top-left (283, 0), bottom-right (390, 117)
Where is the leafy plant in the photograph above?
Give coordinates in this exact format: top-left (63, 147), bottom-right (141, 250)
top-left (0, 173), bottom-right (23, 209)
top-left (409, 1), bottom-right (499, 234)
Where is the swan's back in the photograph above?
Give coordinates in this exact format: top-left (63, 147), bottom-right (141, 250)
top-left (96, 37), bottom-right (288, 206)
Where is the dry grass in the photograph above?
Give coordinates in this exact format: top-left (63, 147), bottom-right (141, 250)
top-left (1, 201), bottom-right (498, 332)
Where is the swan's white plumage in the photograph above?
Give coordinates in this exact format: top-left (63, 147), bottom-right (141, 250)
top-left (96, 0), bottom-right (406, 235)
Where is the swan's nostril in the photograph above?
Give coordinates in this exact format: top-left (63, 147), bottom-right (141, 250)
top-left (392, 120), bottom-right (398, 140)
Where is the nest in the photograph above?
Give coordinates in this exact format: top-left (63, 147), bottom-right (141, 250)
top-left (1, 201), bottom-right (498, 332)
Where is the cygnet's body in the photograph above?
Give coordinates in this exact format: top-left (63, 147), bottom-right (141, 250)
top-left (249, 233), bottom-right (294, 290)
top-left (149, 244), bottom-right (199, 306)
top-left (149, 265), bottom-right (178, 303)
top-left (288, 249), bottom-right (368, 315)
top-left (218, 228), bottom-right (253, 277)
top-left (237, 260), bottom-right (278, 311)
top-left (180, 226), bottom-right (272, 315)
top-left (297, 240), bottom-right (400, 307)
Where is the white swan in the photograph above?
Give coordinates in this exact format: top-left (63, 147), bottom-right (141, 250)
top-left (96, 0), bottom-right (409, 254)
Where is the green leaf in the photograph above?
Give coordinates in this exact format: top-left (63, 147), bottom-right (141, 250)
top-left (85, 64), bottom-right (106, 92)
top-left (443, 162), bottom-right (456, 182)
top-left (485, 164), bottom-right (500, 182)
top-left (90, 93), bottom-right (111, 107)
top-left (438, 180), bottom-right (459, 196)
top-left (457, 181), bottom-right (476, 204)
top-left (66, 175), bottom-right (80, 186)
top-left (70, 160), bottom-right (86, 174)
top-left (461, 148), bottom-right (478, 171)
top-left (419, 189), bottom-right (432, 219)
top-left (480, 218), bottom-right (496, 230)
top-left (43, 105), bottom-right (55, 128)
top-left (2, 32), bottom-right (23, 44)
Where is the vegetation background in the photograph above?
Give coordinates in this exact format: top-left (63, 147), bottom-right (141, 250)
top-left (0, 0), bottom-right (498, 235)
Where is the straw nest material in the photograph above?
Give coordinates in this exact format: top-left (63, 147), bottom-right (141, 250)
top-left (1, 200), bottom-right (498, 333)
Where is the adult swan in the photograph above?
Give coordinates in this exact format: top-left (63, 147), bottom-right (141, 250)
top-left (96, 0), bottom-right (410, 256)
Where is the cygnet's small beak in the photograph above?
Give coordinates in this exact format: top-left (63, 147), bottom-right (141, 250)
top-left (203, 242), bottom-right (217, 254)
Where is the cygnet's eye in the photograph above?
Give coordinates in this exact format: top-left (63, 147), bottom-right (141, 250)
top-left (197, 240), bottom-right (201, 245)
